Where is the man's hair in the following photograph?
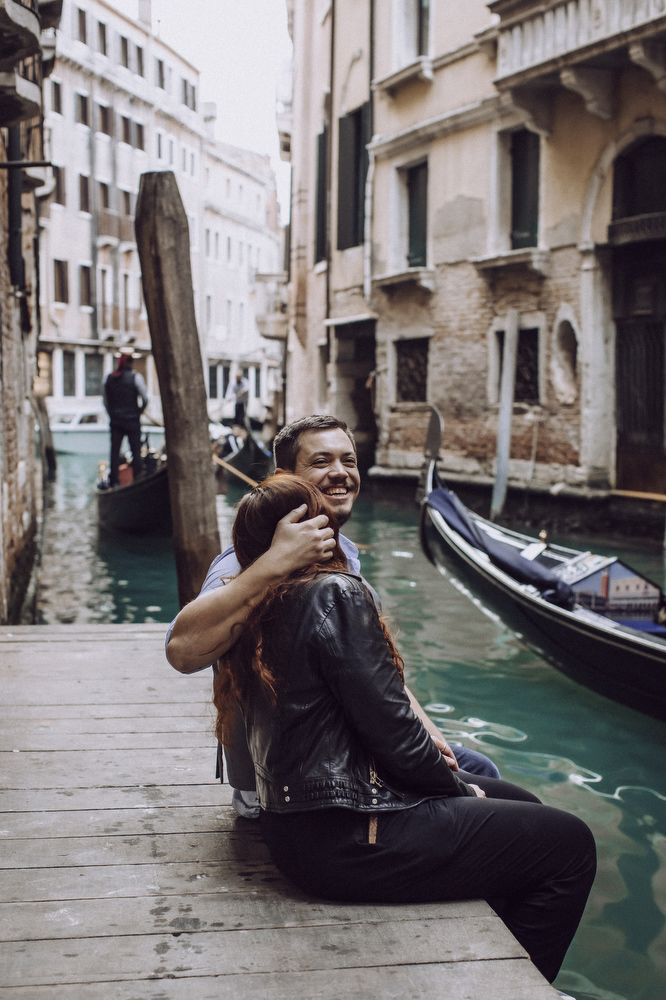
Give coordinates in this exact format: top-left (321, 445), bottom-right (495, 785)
top-left (273, 415), bottom-right (356, 470)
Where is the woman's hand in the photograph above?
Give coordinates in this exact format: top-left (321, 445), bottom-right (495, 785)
top-left (468, 784), bottom-right (486, 798)
top-left (266, 505), bottom-right (336, 574)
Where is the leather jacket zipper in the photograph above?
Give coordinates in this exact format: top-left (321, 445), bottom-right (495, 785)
top-left (368, 761), bottom-right (383, 845)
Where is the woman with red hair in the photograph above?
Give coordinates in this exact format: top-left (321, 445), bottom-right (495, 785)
top-left (213, 474), bottom-right (596, 985)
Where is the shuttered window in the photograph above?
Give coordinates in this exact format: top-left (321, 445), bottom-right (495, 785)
top-left (84, 354), bottom-right (104, 396)
top-left (54, 260), bottom-right (69, 303)
top-left (396, 338), bottom-right (429, 402)
top-left (511, 129), bottom-right (539, 249)
top-left (63, 351), bottom-right (76, 396)
top-left (208, 365), bottom-right (218, 399)
top-left (337, 102), bottom-right (371, 251)
top-left (407, 162), bottom-right (428, 267)
top-left (315, 126), bottom-right (328, 263)
top-left (79, 265), bottom-right (92, 307)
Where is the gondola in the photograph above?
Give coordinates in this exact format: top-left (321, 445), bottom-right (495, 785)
top-left (419, 407), bottom-right (666, 720)
top-left (212, 428), bottom-right (274, 485)
top-left (96, 456), bottom-right (171, 535)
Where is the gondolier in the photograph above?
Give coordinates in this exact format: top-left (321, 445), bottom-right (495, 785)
top-left (103, 349), bottom-right (148, 487)
top-left (225, 371), bottom-right (250, 427)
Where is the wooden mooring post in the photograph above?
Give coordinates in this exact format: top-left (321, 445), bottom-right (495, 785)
top-left (135, 171), bottom-right (220, 607)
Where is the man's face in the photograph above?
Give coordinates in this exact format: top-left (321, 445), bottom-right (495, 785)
top-left (284, 428), bottom-right (361, 525)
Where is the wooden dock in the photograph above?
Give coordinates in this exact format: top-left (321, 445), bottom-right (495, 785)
top-left (1, 623), bottom-right (560, 998)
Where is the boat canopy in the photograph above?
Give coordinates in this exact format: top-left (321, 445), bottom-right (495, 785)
top-left (426, 485), bottom-right (575, 609)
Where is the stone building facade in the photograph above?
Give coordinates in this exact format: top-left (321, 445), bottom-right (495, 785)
top-left (284, 0), bottom-right (666, 495)
top-left (39, 0), bottom-right (284, 431)
top-left (0, 0), bottom-right (62, 623)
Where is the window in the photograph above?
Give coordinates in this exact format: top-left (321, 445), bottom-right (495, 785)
top-left (79, 265), bottom-right (92, 306)
top-left (227, 236), bottom-right (232, 262)
top-left (97, 21), bottom-right (107, 55)
top-left (97, 103), bottom-right (112, 135)
top-left (54, 260), bottom-right (69, 303)
top-left (407, 161), bottom-right (428, 267)
top-left (135, 122), bottom-right (145, 151)
top-left (77, 7), bottom-right (87, 44)
top-left (190, 152), bottom-right (195, 176)
top-left (613, 136), bottom-right (666, 220)
top-left (79, 174), bottom-right (90, 213)
top-left (63, 350), bottom-right (76, 396)
top-left (156, 132), bottom-right (163, 159)
top-left (417, 0), bottom-right (430, 56)
top-left (222, 364), bottom-right (230, 396)
top-left (136, 45), bottom-right (144, 77)
top-left (205, 295), bottom-right (212, 332)
top-left (205, 228), bottom-right (210, 257)
top-left (315, 126), bottom-right (328, 263)
top-left (155, 58), bottom-right (165, 89)
top-left (121, 190), bottom-right (132, 216)
top-left (98, 182), bottom-right (109, 209)
top-left (496, 328), bottom-right (540, 403)
top-left (168, 138), bottom-right (174, 165)
top-left (84, 354), bottom-right (104, 396)
top-left (396, 338), bottom-right (428, 402)
top-left (181, 78), bottom-right (196, 110)
top-left (208, 364), bottom-right (218, 398)
top-left (52, 165), bottom-right (66, 205)
top-left (123, 273), bottom-right (130, 331)
top-left (51, 80), bottom-right (62, 114)
top-left (511, 129), bottom-right (540, 249)
top-left (214, 232), bottom-right (219, 259)
top-left (75, 93), bottom-right (89, 126)
top-left (226, 298), bottom-right (233, 333)
top-left (121, 116), bottom-right (132, 145)
top-left (120, 36), bottom-right (130, 69)
top-left (254, 367), bottom-right (261, 398)
top-left (182, 147), bottom-right (187, 172)
top-left (337, 102), bottom-right (371, 250)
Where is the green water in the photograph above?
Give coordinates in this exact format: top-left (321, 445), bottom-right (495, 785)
top-left (38, 456), bottom-right (666, 1000)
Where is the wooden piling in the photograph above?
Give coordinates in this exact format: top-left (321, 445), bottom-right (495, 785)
top-left (135, 171), bottom-right (220, 607)
top-left (490, 309), bottom-right (519, 521)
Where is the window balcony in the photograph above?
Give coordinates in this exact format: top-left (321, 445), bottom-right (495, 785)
top-left (0, 56), bottom-right (39, 126)
top-left (373, 267), bottom-right (436, 293)
top-left (489, 0), bottom-right (666, 128)
top-left (0, 0), bottom-right (40, 71)
top-left (37, 0), bottom-right (62, 31)
top-left (372, 56), bottom-right (433, 97)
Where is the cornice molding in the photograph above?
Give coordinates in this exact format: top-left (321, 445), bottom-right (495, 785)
top-left (369, 94), bottom-right (501, 160)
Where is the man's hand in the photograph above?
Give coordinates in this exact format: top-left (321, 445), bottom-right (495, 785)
top-left (430, 730), bottom-right (460, 771)
top-left (468, 784), bottom-right (486, 798)
top-left (265, 504), bottom-right (336, 575)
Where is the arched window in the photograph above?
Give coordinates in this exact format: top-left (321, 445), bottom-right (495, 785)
top-left (612, 137), bottom-right (666, 220)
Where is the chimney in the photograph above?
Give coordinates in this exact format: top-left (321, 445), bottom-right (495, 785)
top-left (138, 0), bottom-right (151, 28)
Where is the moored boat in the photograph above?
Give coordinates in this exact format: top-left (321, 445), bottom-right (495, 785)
top-left (419, 407), bottom-right (666, 720)
top-left (96, 458), bottom-right (171, 534)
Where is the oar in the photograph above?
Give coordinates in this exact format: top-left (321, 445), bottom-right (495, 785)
top-left (212, 452), bottom-right (258, 488)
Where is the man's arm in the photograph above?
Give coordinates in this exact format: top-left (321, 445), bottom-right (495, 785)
top-left (166, 504), bottom-right (335, 673)
top-left (405, 687), bottom-right (459, 771)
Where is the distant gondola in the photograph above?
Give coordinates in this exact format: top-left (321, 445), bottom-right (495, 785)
top-left (96, 459), bottom-right (171, 535)
top-left (419, 407), bottom-right (666, 721)
top-left (213, 428), bottom-right (274, 484)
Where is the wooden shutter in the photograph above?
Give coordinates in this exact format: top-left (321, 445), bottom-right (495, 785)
top-left (511, 129), bottom-right (539, 249)
top-left (337, 113), bottom-right (357, 250)
top-left (407, 162), bottom-right (428, 267)
top-left (315, 127), bottom-right (328, 263)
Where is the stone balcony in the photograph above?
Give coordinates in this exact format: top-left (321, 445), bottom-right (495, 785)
top-left (488, 0), bottom-right (666, 129)
top-left (0, 0), bottom-right (40, 71)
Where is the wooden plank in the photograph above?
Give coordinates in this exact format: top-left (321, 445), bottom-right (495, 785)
top-left (0, 829), bottom-right (270, 870)
top-left (1, 915), bottom-right (526, 987)
top-left (0, 715), bottom-right (212, 734)
top-left (1, 704), bottom-right (211, 720)
top-left (0, 731), bottom-right (215, 751)
top-left (0, 894), bottom-right (489, 942)
top-left (0, 805), bottom-right (239, 840)
top-left (0, 748), bottom-right (215, 788)
top-left (0, 860), bottom-right (285, 903)
top-left (0, 959), bottom-right (560, 1000)
top-left (0, 783), bottom-right (227, 813)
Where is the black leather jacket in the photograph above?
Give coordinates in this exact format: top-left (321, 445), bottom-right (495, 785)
top-left (245, 572), bottom-right (475, 813)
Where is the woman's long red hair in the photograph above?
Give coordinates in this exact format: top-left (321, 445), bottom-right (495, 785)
top-left (212, 474), bottom-right (404, 747)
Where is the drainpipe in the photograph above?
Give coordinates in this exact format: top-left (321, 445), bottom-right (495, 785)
top-left (325, 0), bottom-right (335, 325)
top-left (8, 127), bottom-right (25, 289)
top-left (363, 0), bottom-right (374, 307)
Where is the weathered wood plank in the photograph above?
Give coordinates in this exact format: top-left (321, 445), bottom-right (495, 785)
top-left (0, 624), bottom-right (167, 637)
top-left (0, 748), bottom-right (215, 788)
top-left (0, 829), bottom-right (269, 870)
top-left (0, 860), bottom-right (285, 903)
top-left (0, 783), bottom-right (226, 813)
top-left (0, 677), bottom-right (209, 707)
top-left (0, 894), bottom-right (489, 942)
top-left (2, 915), bottom-right (526, 987)
top-left (0, 732), bottom-right (214, 751)
top-left (1, 703), bottom-right (211, 720)
top-left (0, 805), bottom-right (238, 840)
top-left (0, 959), bottom-right (559, 1000)
top-left (0, 715), bottom-right (211, 734)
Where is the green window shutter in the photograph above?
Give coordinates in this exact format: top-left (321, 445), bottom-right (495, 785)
top-left (337, 113), bottom-right (358, 250)
top-left (315, 127), bottom-right (328, 263)
top-left (407, 162), bottom-right (428, 267)
top-left (511, 129), bottom-right (540, 249)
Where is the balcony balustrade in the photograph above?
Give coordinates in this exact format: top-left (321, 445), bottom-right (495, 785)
top-left (120, 215), bottom-right (135, 244)
top-left (98, 209), bottom-right (120, 242)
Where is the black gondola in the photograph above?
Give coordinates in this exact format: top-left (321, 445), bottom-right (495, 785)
top-left (419, 407), bottom-right (666, 720)
top-left (213, 428), bottom-right (274, 484)
top-left (97, 459), bottom-right (171, 534)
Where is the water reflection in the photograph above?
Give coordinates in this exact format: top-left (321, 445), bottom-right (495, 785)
top-left (34, 461), bottom-right (666, 999)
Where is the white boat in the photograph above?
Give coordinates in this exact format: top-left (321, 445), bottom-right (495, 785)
top-left (50, 412), bottom-right (165, 455)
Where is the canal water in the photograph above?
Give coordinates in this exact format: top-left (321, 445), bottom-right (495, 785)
top-left (36, 453), bottom-right (666, 1000)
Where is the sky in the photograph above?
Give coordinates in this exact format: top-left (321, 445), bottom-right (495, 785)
top-left (110, 0), bottom-right (293, 219)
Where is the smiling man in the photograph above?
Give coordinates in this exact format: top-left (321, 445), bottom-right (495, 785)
top-left (167, 415), bottom-right (499, 818)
